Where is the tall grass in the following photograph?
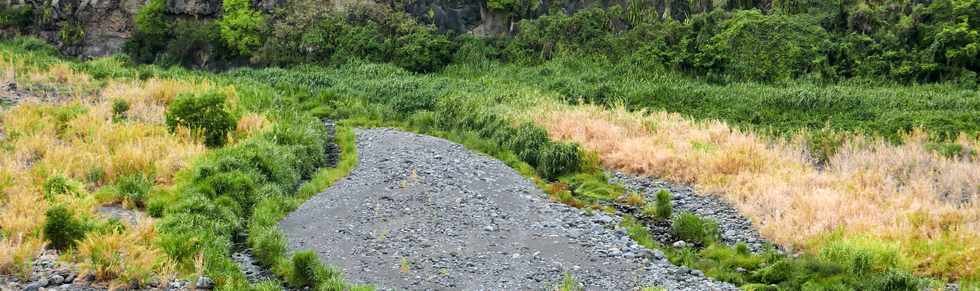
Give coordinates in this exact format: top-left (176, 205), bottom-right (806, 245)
top-left (534, 103), bottom-right (979, 281)
top-left (0, 61), bottom-right (206, 285)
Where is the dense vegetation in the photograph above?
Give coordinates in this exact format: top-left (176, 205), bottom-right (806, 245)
top-left (6, 0), bottom-right (978, 140)
top-left (1, 0), bottom-right (978, 289)
top-left (113, 0), bottom-right (980, 85)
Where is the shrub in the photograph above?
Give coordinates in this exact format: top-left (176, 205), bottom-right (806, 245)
top-left (43, 205), bottom-right (89, 250)
top-left (218, 0), bottom-right (265, 56)
top-left (0, 5), bottom-right (33, 31)
top-left (867, 270), bottom-right (923, 291)
top-left (111, 99), bottom-right (130, 121)
top-left (86, 167), bottom-right (106, 185)
top-left (125, 0), bottom-right (170, 64)
top-left (654, 189), bottom-right (672, 221)
top-left (165, 92), bottom-right (235, 147)
top-left (42, 174), bottom-right (84, 200)
top-left (672, 212), bottom-right (720, 246)
top-left (507, 123), bottom-right (550, 167)
top-left (704, 10), bottom-right (831, 82)
top-left (391, 30), bottom-right (454, 73)
top-left (288, 251), bottom-right (320, 287)
top-left (159, 20), bottom-right (227, 68)
top-left (116, 173), bottom-right (153, 208)
top-left (537, 142), bottom-right (581, 180)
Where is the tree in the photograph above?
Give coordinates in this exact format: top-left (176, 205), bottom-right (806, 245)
top-left (218, 0), bottom-right (265, 56)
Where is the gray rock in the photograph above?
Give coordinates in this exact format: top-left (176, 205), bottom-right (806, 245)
top-left (49, 274), bottom-right (64, 285)
top-left (593, 214), bottom-right (613, 224)
top-left (673, 240), bottom-right (687, 248)
top-left (23, 281), bottom-right (44, 291)
top-left (195, 276), bottom-right (214, 289)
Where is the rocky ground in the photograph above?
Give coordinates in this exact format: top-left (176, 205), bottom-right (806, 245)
top-left (0, 250), bottom-right (201, 291)
top-left (280, 128), bottom-right (737, 290)
top-left (608, 172), bottom-right (772, 252)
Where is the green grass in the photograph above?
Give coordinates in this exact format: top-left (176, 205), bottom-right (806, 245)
top-left (620, 216), bottom-right (936, 291)
top-left (246, 126), bottom-right (366, 290)
top-left (443, 59), bottom-right (980, 143)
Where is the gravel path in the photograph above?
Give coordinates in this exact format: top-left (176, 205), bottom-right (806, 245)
top-left (280, 128), bottom-right (736, 290)
top-left (609, 172), bottom-right (771, 252)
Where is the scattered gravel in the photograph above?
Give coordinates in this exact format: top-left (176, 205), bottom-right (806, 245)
top-left (96, 204), bottom-right (146, 225)
top-left (232, 248), bottom-right (279, 285)
top-left (280, 128), bottom-right (737, 290)
top-left (609, 172), bottom-right (772, 252)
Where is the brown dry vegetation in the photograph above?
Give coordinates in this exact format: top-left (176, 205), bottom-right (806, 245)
top-left (0, 62), bottom-right (206, 283)
top-left (532, 103), bottom-right (980, 280)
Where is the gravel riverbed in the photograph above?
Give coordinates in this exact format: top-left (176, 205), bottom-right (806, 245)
top-left (609, 172), bottom-right (771, 252)
top-left (280, 128), bottom-right (737, 290)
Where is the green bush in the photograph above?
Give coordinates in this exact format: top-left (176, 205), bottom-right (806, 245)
top-left (537, 142), bottom-right (581, 180)
top-left (42, 174), bottom-right (84, 199)
top-left (257, 3), bottom-right (454, 72)
top-left (288, 251), bottom-right (345, 289)
top-left (43, 205), bottom-right (89, 250)
top-left (391, 30), bottom-right (454, 73)
top-left (507, 123), bottom-right (550, 167)
top-left (111, 99), bottom-right (129, 121)
top-left (165, 92), bottom-right (235, 147)
top-left (116, 173), bottom-right (152, 208)
top-left (703, 10), bottom-right (831, 82)
top-left (125, 0), bottom-right (170, 64)
top-left (0, 5), bottom-right (33, 31)
top-left (288, 251), bottom-right (319, 287)
top-left (672, 212), bottom-right (720, 246)
top-left (159, 20), bottom-right (227, 68)
top-left (218, 0), bottom-right (265, 56)
top-left (86, 167), bottom-right (106, 185)
top-left (654, 189), bottom-right (672, 221)
top-left (868, 270), bottom-right (923, 291)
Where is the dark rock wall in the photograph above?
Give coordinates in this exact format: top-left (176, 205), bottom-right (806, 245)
top-left (2, 0), bottom-right (229, 57)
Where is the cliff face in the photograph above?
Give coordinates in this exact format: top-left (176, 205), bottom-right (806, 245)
top-left (1, 0), bottom-right (227, 57)
top-left (1, 0), bottom-right (717, 58)
top-left (2, 0), bottom-right (142, 57)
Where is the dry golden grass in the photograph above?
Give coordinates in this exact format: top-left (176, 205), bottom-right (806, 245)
top-left (235, 113), bottom-right (270, 139)
top-left (75, 221), bottom-right (170, 287)
top-left (0, 233), bottom-right (43, 279)
top-left (0, 63), bottom-right (206, 284)
top-left (532, 103), bottom-right (980, 280)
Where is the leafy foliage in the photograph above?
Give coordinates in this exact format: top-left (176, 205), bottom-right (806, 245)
top-left (165, 92), bottom-right (234, 147)
top-left (257, 3), bottom-right (455, 72)
top-left (42, 174), bottom-right (85, 199)
top-left (0, 5), bottom-right (33, 32)
top-left (124, 0), bottom-right (169, 64)
top-left (672, 212), bottom-right (720, 246)
top-left (116, 173), bottom-right (153, 208)
top-left (654, 189), bottom-right (672, 221)
top-left (111, 99), bottom-right (129, 121)
top-left (218, 0), bottom-right (265, 56)
top-left (44, 205), bottom-right (89, 250)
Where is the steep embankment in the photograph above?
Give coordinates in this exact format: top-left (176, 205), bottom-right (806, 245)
top-left (280, 128), bottom-right (736, 290)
